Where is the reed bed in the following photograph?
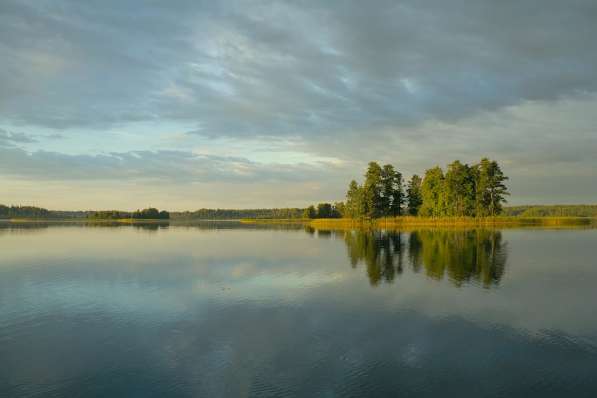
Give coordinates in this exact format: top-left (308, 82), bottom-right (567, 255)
top-left (300, 216), bottom-right (593, 229)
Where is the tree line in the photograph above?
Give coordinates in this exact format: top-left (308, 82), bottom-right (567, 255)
top-left (302, 202), bottom-right (343, 219)
top-left (172, 208), bottom-right (305, 220)
top-left (88, 208), bottom-right (169, 220)
top-left (503, 205), bottom-right (597, 217)
top-left (0, 205), bottom-right (52, 219)
top-left (0, 205), bottom-right (90, 219)
top-left (337, 158), bottom-right (509, 218)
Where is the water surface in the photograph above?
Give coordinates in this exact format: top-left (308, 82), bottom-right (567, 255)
top-left (1, 223), bottom-right (597, 397)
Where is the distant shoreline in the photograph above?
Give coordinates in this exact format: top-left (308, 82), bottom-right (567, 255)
top-left (1, 218), bottom-right (170, 223)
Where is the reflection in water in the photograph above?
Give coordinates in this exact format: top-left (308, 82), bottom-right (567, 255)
top-left (342, 229), bottom-right (507, 287)
top-left (343, 229), bottom-right (404, 285)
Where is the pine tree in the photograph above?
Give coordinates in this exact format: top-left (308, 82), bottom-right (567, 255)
top-left (342, 158), bottom-right (508, 219)
top-left (406, 174), bottom-right (423, 215)
top-left (363, 162), bottom-right (383, 218)
top-left (381, 164), bottom-right (403, 216)
top-left (474, 158), bottom-right (509, 216)
top-left (474, 158), bottom-right (491, 217)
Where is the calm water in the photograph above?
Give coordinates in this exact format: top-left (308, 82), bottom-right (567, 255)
top-left (1, 223), bottom-right (597, 397)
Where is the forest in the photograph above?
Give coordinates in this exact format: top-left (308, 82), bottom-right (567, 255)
top-left (88, 208), bottom-right (170, 220)
top-left (0, 205), bottom-right (52, 219)
top-left (171, 208), bottom-right (305, 220)
top-left (0, 205), bottom-right (89, 219)
top-left (503, 205), bottom-right (597, 218)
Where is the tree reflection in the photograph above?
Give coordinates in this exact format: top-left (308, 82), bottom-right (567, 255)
top-left (342, 229), bottom-right (507, 288)
top-left (343, 230), bottom-right (404, 285)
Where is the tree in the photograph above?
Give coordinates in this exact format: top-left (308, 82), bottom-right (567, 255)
top-left (303, 205), bottom-right (317, 219)
top-left (381, 164), bottom-right (403, 216)
top-left (341, 158), bottom-right (509, 219)
top-left (444, 161), bottom-right (476, 216)
top-left (475, 158), bottom-right (509, 216)
top-left (0, 205), bottom-right (51, 219)
top-left (131, 208), bottom-right (169, 219)
top-left (345, 180), bottom-right (365, 218)
top-left (420, 166), bottom-right (446, 217)
top-left (333, 202), bottom-right (346, 218)
top-left (316, 203), bottom-right (333, 218)
top-left (406, 174), bottom-right (423, 215)
top-left (363, 161), bottom-right (383, 218)
top-left (379, 166), bottom-right (392, 213)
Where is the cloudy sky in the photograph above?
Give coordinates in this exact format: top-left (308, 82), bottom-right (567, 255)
top-left (1, 0), bottom-right (596, 210)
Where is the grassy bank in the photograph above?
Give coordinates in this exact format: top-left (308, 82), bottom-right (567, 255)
top-left (240, 218), bottom-right (310, 224)
top-left (6, 216), bottom-right (594, 229)
top-left (242, 216), bottom-right (594, 229)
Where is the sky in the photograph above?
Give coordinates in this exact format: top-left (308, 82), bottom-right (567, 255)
top-left (1, 0), bottom-right (596, 210)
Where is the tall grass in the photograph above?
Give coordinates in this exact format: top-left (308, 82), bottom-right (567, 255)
top-left (305, 216), bottom-right (593, 229)
top-left (240, 218), bottom-right (310, 224)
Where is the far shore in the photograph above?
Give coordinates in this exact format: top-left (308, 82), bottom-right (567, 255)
top-left (1, 218), bottom-right (170, 223)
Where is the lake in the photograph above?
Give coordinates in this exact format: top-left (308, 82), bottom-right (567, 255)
top-left (1, 222), bottom-right (597, 397)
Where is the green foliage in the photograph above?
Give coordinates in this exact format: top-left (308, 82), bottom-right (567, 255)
top-left (419, 166), bottom-right (445, 217)
top-left (333, 202), bottom-right (346, 218)
top-left (406, 175), bottom-right (423, 215)
top-left (172, 208), bottom-right (305, 220)
top-left (363, 161), bottom-right (384, 218)
top-left (475, 158), bottom-right (509, 216)
top-left (0, 205), bottom-right (51, 219)
top-left (300, 203), bottom-right (342, 219)
top-left (503, 205), bottom-right (597, 217)
top-left (344, 162), bottom-right (403, 219)
top-left (0, 205), bottom-right (97, 219)
top-left (343, 158), bottom-right (510, 219)
top-left (345, 180), bottom-right (365, 218)
top-left (88, 210), bottom-right (129, 220)
top-left (418, 159), bottom-right (509, 217)
top-left (89, 208), bottom-right (169, 220)
top-left (131, 208), bottom-right (170, 219)
top-left (381, 164), bottom-right (403, 216)
top-left (444, 160), bottom-right (476, 216)
top-left (303, 205), bottom-right (317, 219)
top-left (316, 203), bottom-right (333, 218)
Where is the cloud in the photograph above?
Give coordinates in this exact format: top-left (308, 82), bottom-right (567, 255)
top-left (0, 146), bottom-right (341, 184)
top-left (2, 94), bottom-right (597, 206)
top-left (0, 129), bottom-right (38, 146)
top-left (1, 0), bottom-right (596, 135)
top-left (1, 0), bottom-right (596, 207)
